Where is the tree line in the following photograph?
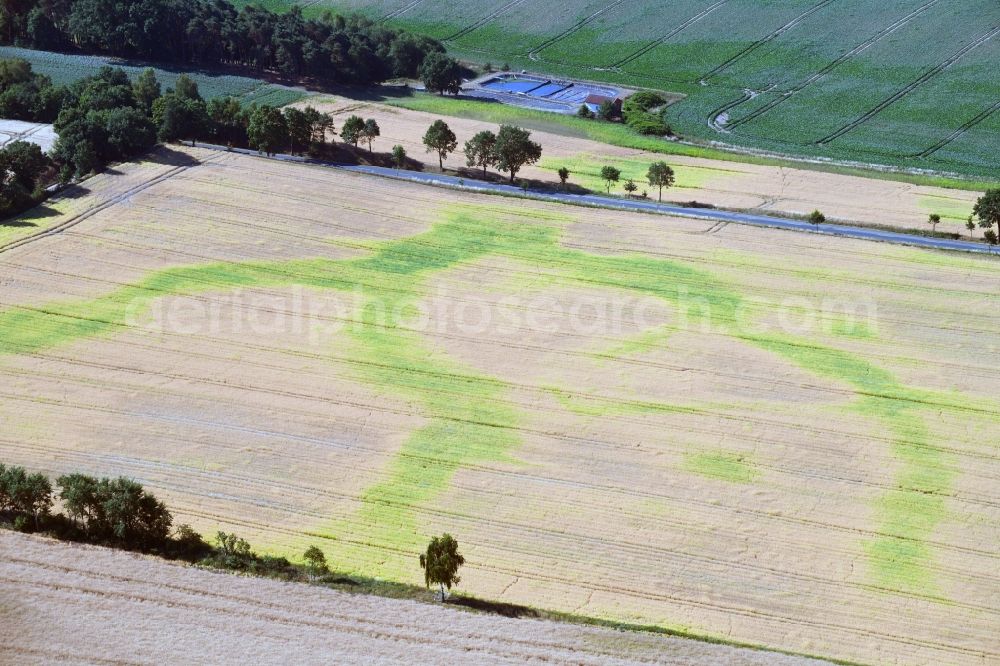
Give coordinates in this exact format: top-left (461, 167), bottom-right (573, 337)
top-left (0, 460), bottom-right (466, 598)
top-left (1, 1), bottom-right (442, 85)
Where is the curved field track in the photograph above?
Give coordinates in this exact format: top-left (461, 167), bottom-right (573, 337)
top-left (0, 532), bottom-right (827, 665)
top-left (0, 146), bottom-right (998, 665)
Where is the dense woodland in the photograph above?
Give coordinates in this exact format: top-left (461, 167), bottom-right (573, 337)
top-left (0, 0), bottom-right (443, 84)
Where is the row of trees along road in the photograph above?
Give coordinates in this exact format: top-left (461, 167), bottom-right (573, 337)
top-left (422, 120), bottom-right (543, 183)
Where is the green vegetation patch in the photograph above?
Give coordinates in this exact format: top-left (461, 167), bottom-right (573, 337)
top-left (684, 451), bottom-right (758, 484)
top-left (538, 153), bottom-right (737, 195)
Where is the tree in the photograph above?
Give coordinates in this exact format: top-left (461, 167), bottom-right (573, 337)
top-left (576, 104), bottom-right (594, 119)
top-left (464, 130), bottom-right (496, 177)
top-left (392, 144), bottom-right (407, 170)
top-left (557, 166), bottom-right (570, 190)
top-left (340, 114), bottom-right (365, 148)
top-left (284, 107), bottom-right (311, 155)
top-left (423, 119), bottom-right (457, 169)
top-left (0, 463), bottom-right (53, 529)
top-left (985, 229), bottom-right (999, 247)
top-left (928, 213), bottom-right (941, 233)
top-left (207, 96), bottom-right (247, 145)
top-left (623, 178), bottom-right (638, 198)
top-left (646, 161), bottom-right (675, 203)
top-left (973, 189), bottom-right (1000, 241)
top-left (597, 99), bottom-right (615, 121)
top-left (303, 545), bottom-right (329, 579)
top-left (56, 474), bottom-right (172, 550)
top-left (809, 210), bottom-right (826, 225)
top-left (132, 68), bottom-right (160, 114)
top-left (419, 533), bottom-right (464, 601)
top-left (492, 125), bottom-right (542, 184)
top-left (214, 532), bottom-right (254, 570)
top-left (966, 216), bottom-right (976, 239)
top-left (173, 74), bottom-right (201, 101)
top-left (247, 105), bottom-right (288, 155)
top-left (152, 93), bottom-right (208, 144)
top-left (420, 52), bottom-right (462, 95)
top-left (601, 165), bottom-right (620, 193)
top-left (362, 118), bottom-right (380, 153)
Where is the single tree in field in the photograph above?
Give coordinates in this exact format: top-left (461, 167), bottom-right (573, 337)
top-left (392, 144), bottom-right (407, 170)
top-left (340, 115), bottom-right (365, 148)
top-left (623, 178), bottom-right (638, 198)
top-left (464, 129), bottom-right (497, 177)
top-left (809, 209), bottom-right (826, 225)
top-left (646, 161), bottom-right (675, 202)
top-left (419, 533), bottom-right (464, 601)
top-left (492, 125), bottom-right (542, 184)
top-left (423, 119), bottom-right (457, 169)
top-left (973, 189), bottom-right (1000, 241)
top-left (966, 215), bottom-right (976, 239)
top-left (420, 52), bottom-right (462, 95)
top-left (247, 105), bottom-right (288, 156)
top-left (601, 165), bottom-right (620, 193)
top-left (303, 545), bottom-right (329, 580)
top-left (362, 118), bottom-right (380, 153)
top-left (927, 213), bottom-right (941, 233)
top-left (557, 166), bottom-right (570, 190)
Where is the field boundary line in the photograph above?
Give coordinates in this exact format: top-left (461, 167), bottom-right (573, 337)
top-left (815, 23), bottom-right (1000, 145)
top-left (188, 142), bottom-right (997, 255)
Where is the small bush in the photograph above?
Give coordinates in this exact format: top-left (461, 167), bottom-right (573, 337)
top-left (212, 531), bottom-right (254, 570)
top-left (809, 210), bottom-right (826, 225)
top-left (626, 111), bottom-right (670, 136)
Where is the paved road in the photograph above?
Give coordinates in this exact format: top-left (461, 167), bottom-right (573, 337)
top-left (193, 142), bottom-right (996, 256)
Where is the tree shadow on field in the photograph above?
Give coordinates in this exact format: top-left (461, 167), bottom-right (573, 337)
top-left (447, 595), bottom-right (540, 619)
top-left (146, 145), bottom-right (202, 167)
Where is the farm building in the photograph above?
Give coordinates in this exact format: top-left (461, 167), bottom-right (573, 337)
top-left (584, 94), bottom-right (622, 115)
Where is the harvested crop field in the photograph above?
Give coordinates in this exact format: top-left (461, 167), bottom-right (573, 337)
top-left (1, 145), bottom-right (998, 665)
top-left (0, 531), bottom-right (829, 665)
top-left (298, 95), bottom-right (984, 233)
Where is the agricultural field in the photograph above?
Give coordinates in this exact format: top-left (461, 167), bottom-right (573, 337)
top-left (296, 95), bottom-right (985, 231)
top-left (312, 0), bottom-right (1000, 177)
top-left (0, 46), bottom-right (309, 106)
top-left (0, 145), bottom-right (998, 665)
top-left (0, 532), bottom-right (827, 665)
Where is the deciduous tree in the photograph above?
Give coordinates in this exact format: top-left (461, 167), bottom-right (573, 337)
top-left (646, 161), bottom-right (675, 202)
top-left (419, 533), bottom-right (464, 601)
top-left (420, 52), bottom-right (462, 95)
top-left (463, 129), bottom-right (496, 177)
top-left (423, 119), bottom-right (457, 169)
top-left (601, 165), bottom-right (620, 193)
top-left (492, 125), bottom-right (542, 184)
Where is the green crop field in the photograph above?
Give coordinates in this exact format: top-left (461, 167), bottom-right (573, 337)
top-left (0, 46), bottom-right (310, 106)
top-left (307, 0), bottom-right (1000, 178)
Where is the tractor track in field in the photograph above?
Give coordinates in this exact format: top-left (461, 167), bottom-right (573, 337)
top-left (526, 0), bottom-right (629, 60)
top-left (608, 0), bottom-right (730, 70)
top-left (442, 0), bottom-right (530, 43)
top-left (0, 157), bottom-right (205, 255)
top-left (698, 0), bottom-right (838, 83)
top-left (380, 0), bottom-right (424, 21)
top-left (911, 98), bottom-right (1000, 158)
top-left (815, 22), bottom-right (1000, 145)
top-left (719, 0), bottom-right (942, 131)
